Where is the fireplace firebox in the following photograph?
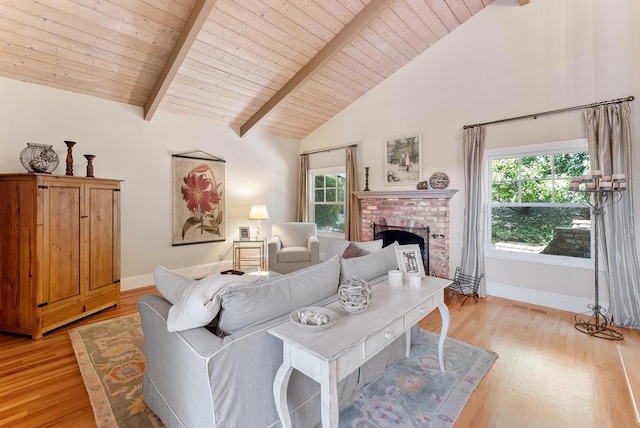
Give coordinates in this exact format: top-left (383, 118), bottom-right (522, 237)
top-left (373, 223), bottom-right (430, 274)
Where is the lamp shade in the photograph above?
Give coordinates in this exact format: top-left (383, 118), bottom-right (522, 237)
top-left (248, 205), bottom-right (269, 220)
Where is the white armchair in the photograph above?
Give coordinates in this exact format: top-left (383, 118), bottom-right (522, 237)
top-left (268, 222), bottom-right (320, 274)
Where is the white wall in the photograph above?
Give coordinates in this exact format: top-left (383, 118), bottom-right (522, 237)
top-left (300, 0), bottom-right (640, 313)
top-left (0, 77), bottom-right (299, 289)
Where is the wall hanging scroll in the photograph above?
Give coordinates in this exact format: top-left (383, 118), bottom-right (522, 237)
top-left (172, 151), bottom-right (225, 246)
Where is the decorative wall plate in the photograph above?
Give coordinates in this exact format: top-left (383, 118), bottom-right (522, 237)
top-left (429, 172), bottom-right (449, 189)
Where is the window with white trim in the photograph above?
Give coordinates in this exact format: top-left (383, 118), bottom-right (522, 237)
top-left (486, 139), bottom-right (592, 263)
top-left (309, 167), bottom-right (345, 236)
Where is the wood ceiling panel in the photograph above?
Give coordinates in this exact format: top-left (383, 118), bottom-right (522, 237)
top-left (390, 1), bottom-right (439, 47)
top-left (0, 25), bottom-right (159, 84)
top-left (0, 3), bottom-right (168, 69)
top-left (0, 57), bottom-right (148, 105)
top-left (404, 0), bottom-right (450, 39)
top-left (378, 7), bottom-right (429, 53)
top-left (0, 0), bottom-right (494, 140)
top-left (445, 0), bottom-right (473, 23)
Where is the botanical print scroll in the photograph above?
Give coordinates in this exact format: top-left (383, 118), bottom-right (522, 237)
top-left (172, 154), bottom-right (225, 245)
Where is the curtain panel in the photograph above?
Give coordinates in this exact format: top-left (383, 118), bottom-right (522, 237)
top-left (296, 154), bottom-right (309, 222)
top-left (585, 102), bottom-right (640, 329)
top-left (345, 146), bottom-right (360, 241)
top-left (461, 125), bottom-right (487, 297)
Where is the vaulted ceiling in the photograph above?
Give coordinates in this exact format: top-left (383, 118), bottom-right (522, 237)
top-left (0, 0), bottom-right (507, 140)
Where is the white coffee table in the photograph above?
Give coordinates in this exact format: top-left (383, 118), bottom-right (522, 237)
top-left (267, 275), bottom-right (451, 428)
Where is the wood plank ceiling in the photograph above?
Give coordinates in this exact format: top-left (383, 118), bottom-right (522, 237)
top-left (0, 0), bottom-right (498, 140)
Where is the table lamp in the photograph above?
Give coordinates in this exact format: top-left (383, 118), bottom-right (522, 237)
top-left (248, 205), bottom-right (269, 241)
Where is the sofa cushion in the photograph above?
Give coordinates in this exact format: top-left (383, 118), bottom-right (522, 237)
top-left (339, 242), bottom-right (399, 282)
top-left (277, 246), bottom-right (311, 263)
top-left (167, 273), bottom-right (262, 332)
top-left (325, 239), bottom-right (383, 260)
top-left (153, 266), bottom-right (195, 305)
top-left (341, 242), bottom-right (369, 259)
top-left (218, 256), bottom-right (340, 335)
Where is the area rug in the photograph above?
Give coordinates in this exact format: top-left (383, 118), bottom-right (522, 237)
top-left (70, 314), bottom-right (497, 428)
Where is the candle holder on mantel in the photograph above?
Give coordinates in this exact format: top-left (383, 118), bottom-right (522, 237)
top-left (64, 140), bottom-right (76, 176)
top-left (569, 170), bottom-right (626, 340)
top-left (364, 167), bottom-right (370, 191)
top-left (84, 154), bottom-right (95, 178)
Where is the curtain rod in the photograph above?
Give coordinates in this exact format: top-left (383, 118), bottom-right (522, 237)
top-left (463, 96), bottom-right (635, 129)
top-left (300, 143), bottom-right (358, 156)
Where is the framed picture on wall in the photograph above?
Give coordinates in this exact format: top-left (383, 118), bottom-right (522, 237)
top-left (384, 133), bottom-right (422, 185)
top-left (239, 226), bottom-right (250, 240)
top-left (171, 151), bottom-right (226, 246)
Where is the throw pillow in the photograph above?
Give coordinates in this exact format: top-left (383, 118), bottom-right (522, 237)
top-left (218, 256), bottom-right (341, 335)
top-left (339, 242), bottom-right (399, 282)
top-left (325, 239), bottom-right (383, 260)
top-left (342, 242), bottom-right (369, 259)
top-left (167, 273), bottom-right (262, 332)
top-left (153, 266), bottom-right (195, 305)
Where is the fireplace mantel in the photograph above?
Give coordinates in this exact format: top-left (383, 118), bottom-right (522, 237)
top-left (353, 189), bottom-right (458, 200)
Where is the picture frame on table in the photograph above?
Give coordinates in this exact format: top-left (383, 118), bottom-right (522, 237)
top-left (384, 133), bottom-right (422, 185)
top-left (395, 244), bottom-right (425, 275)
top-left (239, 226), bottom-right (250, 240)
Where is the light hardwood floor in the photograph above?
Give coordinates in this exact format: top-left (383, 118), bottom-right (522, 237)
top-left (1, 287), bottom-right (638, 427)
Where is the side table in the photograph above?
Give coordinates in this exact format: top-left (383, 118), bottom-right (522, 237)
top-left (232, 240), bottom-right (266, 271)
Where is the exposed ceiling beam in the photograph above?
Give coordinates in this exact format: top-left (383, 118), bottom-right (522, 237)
top-left (143, 0), bottom-right (218, 121)
top-left (238, 0), bottom-right (397, 137)
top-left (520, 0), bottom-right (531, 5)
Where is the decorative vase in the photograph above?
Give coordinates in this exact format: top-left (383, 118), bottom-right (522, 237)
top-left (84, 154), bottom-right (96, 178)
top-left (338, 277), bottom-right (372, 315)
top-left (20, 143), bottom-right (59, 174)
top-left (64, 140), bottom-right (76, 176)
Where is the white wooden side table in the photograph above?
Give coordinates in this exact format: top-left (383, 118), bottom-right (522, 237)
top-left (268, 275), bottom-right (451, 428)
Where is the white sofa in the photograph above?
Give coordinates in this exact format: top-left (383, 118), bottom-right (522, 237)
top-left (139, 244), bottom-right (402, 427)
top-left (268, 222), bottom-right (320, 274)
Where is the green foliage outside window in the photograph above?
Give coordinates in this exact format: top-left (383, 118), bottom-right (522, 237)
top-left (490, 151), bottom-right (591, 257)
top-left (313, 173), bottom-right (345, 233)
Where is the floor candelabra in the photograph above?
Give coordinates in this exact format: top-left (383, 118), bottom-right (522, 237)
top-left (569, 170), bottom-right (625, 340)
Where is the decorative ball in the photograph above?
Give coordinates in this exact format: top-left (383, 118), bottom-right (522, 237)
top-left (338, 277), bottom-right (372, 315)
top-left (20, 143), bottom-right (59, 174)
top-left (416, 180), bottom-right (429, 190)
top-left (429, 172), bottom-right (449, 189)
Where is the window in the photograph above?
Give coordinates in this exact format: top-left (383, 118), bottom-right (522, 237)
top-left (310, 168), bottom-right (345, 235)
top-left (486, 140), bottom-right (592, 264)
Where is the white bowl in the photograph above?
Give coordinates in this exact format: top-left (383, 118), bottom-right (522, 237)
top-left (290, 306), bottom-right (338, 332)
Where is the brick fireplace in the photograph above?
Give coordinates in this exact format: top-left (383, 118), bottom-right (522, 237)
top-left (354, 189), bottom-right (458, 278)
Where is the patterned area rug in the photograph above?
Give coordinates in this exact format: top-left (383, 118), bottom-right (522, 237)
top-left (339, 332), bottom-right (498, 427)
top-left (68, 314), bottom-right (162, 428)
top-left (70, 314), bottom-right (497, 428)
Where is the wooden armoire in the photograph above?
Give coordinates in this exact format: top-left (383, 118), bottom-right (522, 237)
top-left (0, 174), bottom-right (121, 339)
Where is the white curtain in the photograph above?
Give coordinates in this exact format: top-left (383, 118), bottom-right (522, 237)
top-left (296, 154), bottom-right (309, 222)
top-left (585, 101), bottom-right (640, 329)
top-left (345, 146), bottom-right (360, 241)
top-left (460, 126), bottom-right (487, 297)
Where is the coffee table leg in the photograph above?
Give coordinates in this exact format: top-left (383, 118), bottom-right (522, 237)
top-left (273, 362), bottom-right (294, 428)
top-left (437, 302), bottom-right (450, 372)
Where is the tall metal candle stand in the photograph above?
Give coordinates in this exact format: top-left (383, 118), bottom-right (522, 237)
top-left (569, 171), bottom-right (625, 340)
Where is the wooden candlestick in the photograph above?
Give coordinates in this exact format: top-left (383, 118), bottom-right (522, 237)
top-left (84, 154), bottom-right (95, 178)
top-left (64, 140), bottom-right (76, 176)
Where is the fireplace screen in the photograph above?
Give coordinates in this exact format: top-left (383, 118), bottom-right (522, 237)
top-left (373, 223), bottom-right (430, 274)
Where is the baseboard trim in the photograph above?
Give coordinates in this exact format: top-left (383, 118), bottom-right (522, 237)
top-left (121, 261), bottom-right (233, 291)
top-left (486, 280), bottom-right (607, 314)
